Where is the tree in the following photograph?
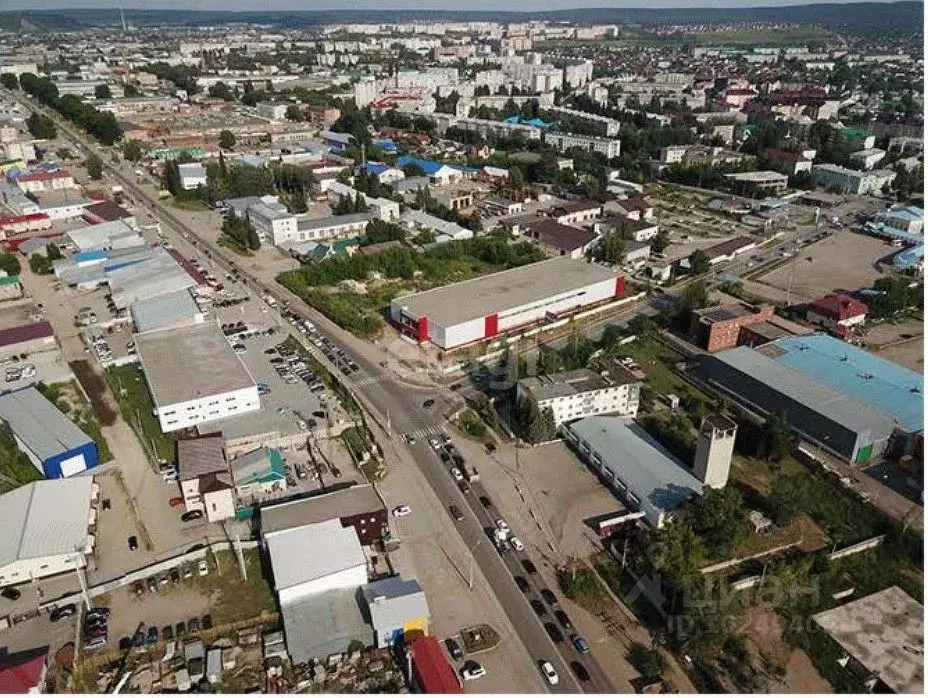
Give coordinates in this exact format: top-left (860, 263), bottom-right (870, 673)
top-left (247, 225), bottom-right (261, 251)
top-left (688, 249), bottom-right (711, 275)
top-left (28, 253), bottom-right (52, 275)
top-left (285, 104), bottom-right (303, 122)
top-left (208, 82), bottom-right (235, 101)
top-left (768, 475), bottom-right (807, 525)
top-left (94, 84), bottom-right (111, 99)
top-left (650, 519), bottom-right (704, 587)
top-left (402, 162), bottom-right (425, 178)
top-left (761, 413), bottom-right (796, 462)
top-left (651, 228), bottom-right (670, 253)
top-left (515, 395), bottom-right (556, 444)
top-left (681, 486), bottom-right (751, 558)
top-left (45, 242), bottom-right (63, 261)
top-left (85, 155), bottom-right (103, 180)
top-left (26, 113), bottom-right (56, 140)
top-left (123, 83), bottom-right (140, 98)
top-left (0, 252), bottom-right (21, 276)
top-left (122, 139), bottom-right (143, 162)
top-left (627, 643), bottom-right (665, 677)
top-left (0, 73), bottom-right (18, 90)
top-left (508, 166), bottom-right (524, 190)
top-left (595, 230), bottom-right (626, 264)
top-left (218, 130), bottom-right (236, 150)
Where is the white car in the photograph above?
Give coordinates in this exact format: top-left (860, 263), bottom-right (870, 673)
top-left (540, 661), bottom-right (559, 686)
top-left (198, 559), bottom-right (209, 576)
top-left (393, 505), bottom-right (412, 517)
top-left (451, 468), bottom-right (464, 481)
top-left (20, 364), bottom-right (36, 379)
top-left (495, 519), bottom-right (510, 535)
top-left (510, 537), bottom-right (524, 552)
top-left (462, 663), bottom-right (487, 681)
top-left (429, 437), bottom-right (441, 449)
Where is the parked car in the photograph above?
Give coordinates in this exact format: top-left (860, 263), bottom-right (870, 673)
top-left (510, 537), bottom-right (524, 552)
top-left (181, 510), bottom-right (203, 523)
top-left (521, 559), bottom-right (538, 575)
top-left (146, 626), bottom-right (159, 644)
top-left (445, 638), bottom-right (464, 662)
top-left (392, 505), bottom-right (412, 517)
top-left (175, 621), bottom-right (186, 636)
top-left (448, 505), bottom-right (465, 522)
top-left (571, 634), bottom-right (590, 654)
top-left (461, 661), bottom-right (486, 681)
top-left (544, 623), bottom-right (564, 643)
top-left (422, 399), bottom-right (436, 408)
top-left (83, 636), bottom-right (107, 651)
top-left (571, 661), bottom-right (590, 682)
top-left (1, 587), bottom-right (22, 601)
top-left (530, 599), bottom-right (548, 617)
top-left (202, 614), bottom-right (213, 630)
top-left (479, 495), bottom-right (492, 509)
top-left (163, 625), bottom-right (174, 642)
top-left (554, 610), bottom-right (573, 630)
top-left (169, 497), bottom-right (184, 507)
top-left (170, 568), bottom-right (180, 584)
top-left (127, 535), bottom-right (138, 551)
top-left (188, 617), bottom-right (201, 633)
top-left (50, 604), bottom-right (77, 622)
top-left (514, 576), bottom-right (531, 593)
top-left (198, 559), bottom-right (209, 576)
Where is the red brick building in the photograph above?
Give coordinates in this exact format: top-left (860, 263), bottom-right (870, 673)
top-left (691, 302), bottom-right (775, 352)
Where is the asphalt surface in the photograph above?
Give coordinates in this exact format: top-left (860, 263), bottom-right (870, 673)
top-left (14, 93), bottom-right (616, 693)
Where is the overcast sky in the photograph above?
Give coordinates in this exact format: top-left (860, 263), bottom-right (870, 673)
top-left (2, 0), bottom-right (910, 11)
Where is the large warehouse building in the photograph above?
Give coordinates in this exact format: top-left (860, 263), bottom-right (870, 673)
top-left (134, 321), bottom-right (260, 433)
top-left (390, 257), bottom-right (624, 350)
top-left (0, 386), bottom-right (99, 478)
top-left (700, 343), bottom-right (901, 464)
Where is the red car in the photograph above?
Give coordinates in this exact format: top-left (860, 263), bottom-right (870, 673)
top-left (169, 497), bottom-right (184, 508)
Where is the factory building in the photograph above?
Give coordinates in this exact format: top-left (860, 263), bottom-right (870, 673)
top-left (700, 342), bottom-right (905, 464)
top-left (390, 257), bottom-right (624, 350)
top-left (0, 386), bottom-right (99, 478)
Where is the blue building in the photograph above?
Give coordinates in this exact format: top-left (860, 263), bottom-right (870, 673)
top-left (0, 386), bottom-right (99, 478)
top-left (371, 138), bottom-right (398, 154)
top-left (321, 130), bottom-right (354, 153)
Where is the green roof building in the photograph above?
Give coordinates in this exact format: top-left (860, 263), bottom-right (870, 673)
top-left (230, 447), bottom-right (287, 500)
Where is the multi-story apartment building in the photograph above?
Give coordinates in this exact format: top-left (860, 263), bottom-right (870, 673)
top-left (544, 131), bottom-right (621, 158)
top-left (517, 366), bottom-right (641, 426)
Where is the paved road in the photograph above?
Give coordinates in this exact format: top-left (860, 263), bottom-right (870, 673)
top-left (14, 94), bottom-right (616, 692)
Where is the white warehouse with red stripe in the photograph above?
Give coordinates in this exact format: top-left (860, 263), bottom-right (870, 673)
top-left (390, 257), bottom-right (625, 350)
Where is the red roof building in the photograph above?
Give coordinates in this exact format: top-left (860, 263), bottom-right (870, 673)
top-left (807, 293), bottom-right (869, 331)
top-left (0, 648), bottom-right (48, 694)
top-left (0, 213), bottom-right (51, 235)
top-left (409, 636), bottom-right (462, 694)
top-left (0, 321), bottom-right (56, 350)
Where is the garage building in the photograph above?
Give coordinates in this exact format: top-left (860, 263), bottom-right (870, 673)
top-left (0, 386), bottom-right (99, 478)
top-left (390, 257), bottom-right (624, 350)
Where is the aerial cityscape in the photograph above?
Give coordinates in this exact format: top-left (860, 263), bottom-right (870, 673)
top-left (0, 0), bottom-right (923, 694)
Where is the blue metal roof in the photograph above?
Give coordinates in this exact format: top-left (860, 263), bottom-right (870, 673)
top-left (396, 155), bottom-right (477, 175)
top-left (73, 250), bottom-right (107, 263)
top-left (771, 334), bottom-right (924, 433)
top-left (356, 162), bottom-right (391, 176)
top-left (893, 244), bottom-right (924, 270)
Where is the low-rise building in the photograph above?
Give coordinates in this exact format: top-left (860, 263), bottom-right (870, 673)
top-left (812, 164), bottom-right (896, 195)
top-left (177, 435), bottom-right (236, 523)
top-left (725, 170), bottom-right (789, 194)
top-left (517, 366), bottom-right (640, 426)
top-left (285, 213), bottom-right (372, 246)
top-left (524, 218), bottom-right (598, 259)
top-left (806, 293), bottom-right (868, 334)
top-left (690, 302), bottom-right (775, 352)
top-left (9, 169), bottom-right (75, 194)
top-left (0, 477), bottom-right (96, 587)
top-left (361, 576), bottom-right (431, 648)
top-left (549, 199), bottom-right (602, 226)
top-left (261, 484), bottom-right (387, 546)
top-left (849, 148), bottom-right (887, 171)
top-left (230, 447), bottom-right (288, 500)
top-left (177, 163), bottom-right (207, 190)
top-left (762, 148), bottom-right (813, 176)
top-left (0, 320), bottom-right (56, 360)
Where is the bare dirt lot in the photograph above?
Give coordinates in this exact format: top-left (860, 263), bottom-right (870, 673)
top-left (859, 316), bottom-right (924, 373)
top-left (754, 229), bottom-right (895, 304)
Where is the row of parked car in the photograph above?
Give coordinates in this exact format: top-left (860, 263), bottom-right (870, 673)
top-left (122, 614), bottom-right (214, 653)
top-left (281, 310), bottom-right (359, 376)
top-left (267, 343), bottom-right (325, 394)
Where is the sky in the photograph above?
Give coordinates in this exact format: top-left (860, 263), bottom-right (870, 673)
top-left (2, 0), bottom-right (910, 11)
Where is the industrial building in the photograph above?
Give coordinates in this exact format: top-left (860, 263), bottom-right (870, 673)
top-left (0, 386), bottom-right (99, 478)
top-left (700, 344), bottom-right (901, 464)
top-left (0, 320), bottom-right (56, 360)
top-left (812, 586), bottom-right (923, 694)
top-left (690, 302), bottom-right (775, 352)
top-left (0, 477), bottom-right (96, 587)
top-left (107, 248), bottom-right (198, 309)
top-left (562, 417), bottom-right (706, 527)
top-left (130, 288), bottom-right (205, 333)
top-left (517, 365), bottom-right (640, 426)
top-left (260, 484), bottom-right (387, 546)
top-left (390, 257), bottom-right (624, 350)
top-left (134, 321), bottom-right (260, 433)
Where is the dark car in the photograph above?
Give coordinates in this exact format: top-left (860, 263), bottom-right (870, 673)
top-left (445, 638), bottom-right (464, 662)
top-left (571, 661), bottom-right (590, 682)
top-left (162, 625), bottom-right (174, 642)
top-left (479, 495), bottom-right (492, 509)
top-left (449, 504), bottom-right (465, 522)
top-left (530, 599), bottom-right (548, 617)
top-left (132, 629), bottom-right (145, 648)
top-left (85, 615), bottom-right (107, 630)
top-left (514, 576), bottom-right (531, 594)
top-left (540, 588), bottom-right (558, 606)
top-left (544, 622), bottom-right (565, 643)
top-left (118, 637), bottom-right (132, 651)
top-left (87, 606), bottom-right (110, 619)
top-left (188, 617), bottom-right (201, 633)
top-left (1, 587), bottom-right (22, 601)
top-left (571, 634), bottom-right (590, 654)
top-left (127, 535), bottom-right (138, 551)
top-left (181, 510), bottom-right (203, 523)
top-left (170, 568), bottom-right (180, 584)
top-left (422, 399), bottom-right (436, 408)
top-left (202, 614), bottom-right (213, 630)
top-left (458, 481), bottom-right (471, 494)
top-left (521, 559), bottom-right (538, 575)
top-left (146, 626), bottom-right (159, 644)
top-left (554, 610), bottom-right (573, 630)
top-left (50, 604), bottom-right (77, 622)
top-left (175, 621), bottom-right (186, 636)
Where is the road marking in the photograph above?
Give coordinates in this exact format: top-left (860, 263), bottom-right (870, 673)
top-left (405, 425), bottom-right (445, 440)
top-left (354, 375), bottom-right (385, 388)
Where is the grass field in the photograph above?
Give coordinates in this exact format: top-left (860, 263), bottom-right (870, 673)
top-left (106, 364), bottom-right (175, 463)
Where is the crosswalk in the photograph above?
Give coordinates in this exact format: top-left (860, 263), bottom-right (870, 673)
top-left (354, 374), bottom-right (386, 388)
top-left (404, 425), bottom-right (445, 441)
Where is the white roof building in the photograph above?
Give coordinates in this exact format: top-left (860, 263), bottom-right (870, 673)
top-left (0, 478), bottom-right (96, 587)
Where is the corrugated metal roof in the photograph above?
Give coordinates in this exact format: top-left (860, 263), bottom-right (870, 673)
top-left (0, 321), bottom-right (53, 348)
top-left (264, 519), bottom-right (365, 591)
top-left (260, 484), bottom-right (384, 534)
top-left (230, 447), bottom-right (285, 486)
top-left (565, 417), bottom-right (702, 525)
top-left (771, 335), bottom-right (923, 432)
top-left (281, 588), bottom-right (371, 665)
top-left (177, 436), bottom-right (227, 482)
top-left (0, 386), bottom-right (92, 462)
top-left (131, 288), bottom-right (200, 333)
top-left (0, 477), bottom-right (93, 569)
top-left (361, 577), bottom-right (430, 631)
top-left (711, 346), bottom-right (899, 435)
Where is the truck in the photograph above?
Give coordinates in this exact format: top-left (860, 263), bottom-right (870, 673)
top-left (262, 294), bottom-right (277, 308)
top-left (466, 468), bottom-right (480, 483)
top-left (206, 647), bottom-right (222, 685)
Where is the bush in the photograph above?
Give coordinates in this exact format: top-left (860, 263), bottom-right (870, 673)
top-left (627, 643), bottom-right (665, 676)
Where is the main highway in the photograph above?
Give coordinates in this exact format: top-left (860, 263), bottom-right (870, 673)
top-left (9, 90), bottom-right (616, 692)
